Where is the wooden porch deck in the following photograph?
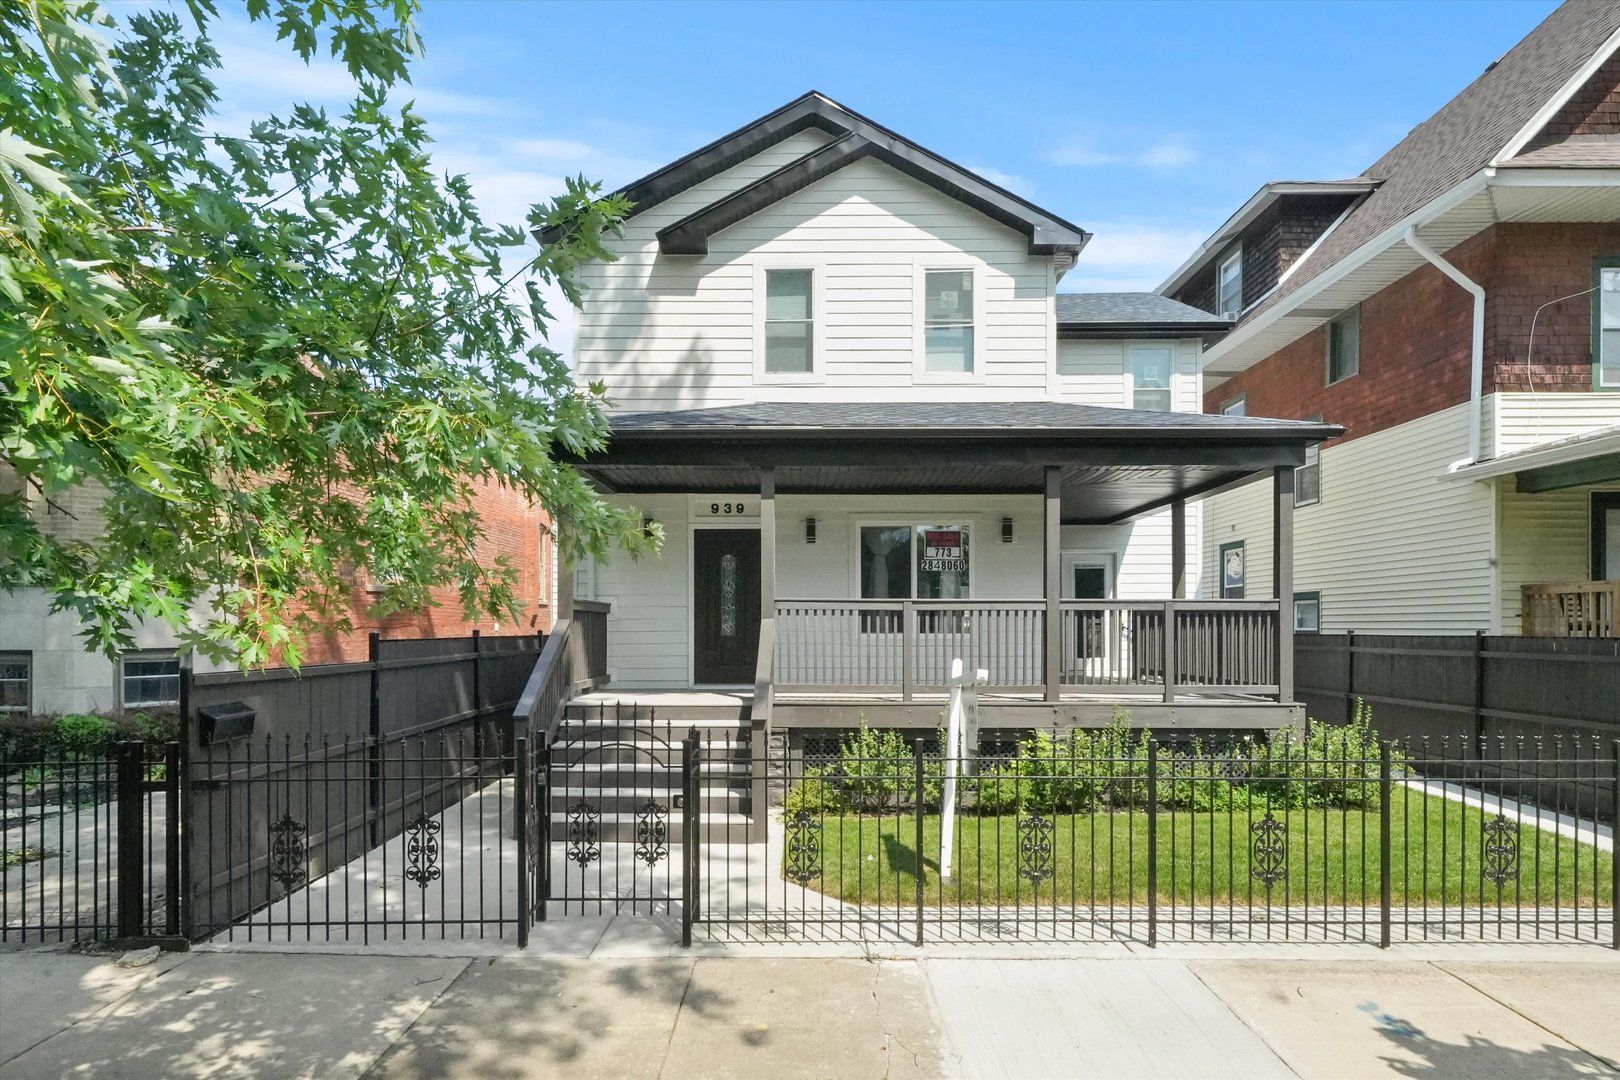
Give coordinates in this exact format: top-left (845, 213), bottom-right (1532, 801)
top-left (570, 688), bottom-right (1303, 731)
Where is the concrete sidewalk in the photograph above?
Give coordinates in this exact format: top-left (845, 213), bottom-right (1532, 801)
top-left (3, 942), bottom-right (1618, 1079)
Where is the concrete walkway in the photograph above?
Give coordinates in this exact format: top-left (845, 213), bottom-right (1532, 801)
top-left (3, 939), bottom-right (1619, 1078)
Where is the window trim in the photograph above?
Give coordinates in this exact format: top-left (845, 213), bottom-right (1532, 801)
top-left (1293, 591), bottom-right (1322, 634)
top-left (1591, 257), bottom-right (1620, 391)
top-left (851, 516), bottom-right (979, 600)
top-left (1220, 392), bottom-right (1247, 416)
top-left (0, 650), bottom-right (30, 715)
top-left (1593, 491), bottom-right (1620, 580)
top-left (1326, 304), bottom-right (1361, 386)
top-left (1216, 246), bottom-right (1243, 319)
top-left (1295, 415), bottom-right (1323, 508)
top-left (753, 262), bottom-right (823, 384)
top-left (1218, 539), bottom-right (1246, 599)
top-left (1128, 342), bottom-right (1177, 412)
top-left (913, 263), bottom-right (984, 383)
top-left (120, 652), bottom-right (181, 711)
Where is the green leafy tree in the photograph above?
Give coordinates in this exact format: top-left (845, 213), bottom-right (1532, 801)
top-left (0, 0), bottom-right (649, 666)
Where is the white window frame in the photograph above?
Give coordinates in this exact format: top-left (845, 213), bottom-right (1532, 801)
top-left (913, 263), bottom-right (984, 383)
top-left (753, 261), bottom-right (823, 384)
top-left (0, 651), bottom-right (30, 715)
top-left (1216, 247), bottom-right (1243, 319)
top-left (1326, 305), bottom-right (1361, 385)
top-left (850, 516), bottom-right (980, 600)
top-left (120, 652), bottom-right (180, 710)
top-left (1293, 591), bottom-right (1322, 633)
top-left (1128, 343), bottom-right (1177, 412)
top-left (1220, 393), bottom-right (1247, 416)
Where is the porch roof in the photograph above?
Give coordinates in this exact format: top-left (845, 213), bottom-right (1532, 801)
top-left (576, 402), bottom-right (1341, 524)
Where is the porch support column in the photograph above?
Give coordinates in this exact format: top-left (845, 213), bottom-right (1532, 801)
top-left (1044, 466), bottom-right (1062, 703)
top-left (556, 531), bottom-right (575, 621)
top-left (760, 469), bottom-right (776, 623)
top-left (1170, 499), bottom-right (1187, 600)
top-left (1273, 465), bottom-right (1295, 704)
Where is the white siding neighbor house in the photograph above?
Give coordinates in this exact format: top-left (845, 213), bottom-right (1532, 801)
top-left (534, 93), bottom-right (1336, 739)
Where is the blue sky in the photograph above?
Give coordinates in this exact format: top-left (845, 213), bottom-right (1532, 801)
top-left (196, 0), bottom-right (1561, 346)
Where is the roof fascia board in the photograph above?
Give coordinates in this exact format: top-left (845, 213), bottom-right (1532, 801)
top-left (1442, 427), bottom-right (1620, 483)
top-left (1156, 181), bottom-right (1378, 296)
top-left (1199, 170), bottom-right (1492, 372)
top-left (656, 124), bottom-right (1090, 256)
top-left (1490, 29), bottom-right (1620, 167)
top-left (1488, 167), bottom-right (1620, 187)
top-left (1057, 324), bottom-right (1230, 340)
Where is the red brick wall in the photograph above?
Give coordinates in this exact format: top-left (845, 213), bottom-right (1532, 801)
top-left (1205, 223), bottom-right (1620, 441)
top-left (1534, 50), bottom-right (1620, 140)
top-left (295, 477), bottom-right (554, 664)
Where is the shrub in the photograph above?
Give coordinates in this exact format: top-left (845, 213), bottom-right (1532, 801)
top-left (835, 725), bottom-right (913, 811)
top-left (53, 714), bottom-right (118, 758)
top-left (784, 765), bottom-right (846, 816)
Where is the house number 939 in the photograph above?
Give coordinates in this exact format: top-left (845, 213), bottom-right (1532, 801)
top-left (710, 502), bottom-right (748, 515)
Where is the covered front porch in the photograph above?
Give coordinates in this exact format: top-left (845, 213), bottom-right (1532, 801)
top-left (561, 402), bottom-right (1341, 731)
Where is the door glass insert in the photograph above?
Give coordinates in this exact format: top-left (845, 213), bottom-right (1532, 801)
top-left (719, 554), bottom-right (737, 637)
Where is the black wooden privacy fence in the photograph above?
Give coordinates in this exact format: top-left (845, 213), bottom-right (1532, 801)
top-left (688, 731), bottom-right (1619, 947)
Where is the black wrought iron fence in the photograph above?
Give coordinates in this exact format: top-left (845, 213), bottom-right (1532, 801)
top-left (690, 731), bottom-right (1619, 947)
top-left (2, 740), bottom-right (178, 946)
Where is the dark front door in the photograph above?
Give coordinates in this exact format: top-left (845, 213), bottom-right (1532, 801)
top-left (694, 528), bottom-right (761, 684)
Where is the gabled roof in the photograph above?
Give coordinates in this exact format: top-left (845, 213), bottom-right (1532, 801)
top-left (1055, 292), bottom-right (1233, 337)
top-left (538, 92), bottom-right (1091, 258)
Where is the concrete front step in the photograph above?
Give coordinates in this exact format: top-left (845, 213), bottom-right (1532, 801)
top-left (548, 810), bottom-right (753, 845)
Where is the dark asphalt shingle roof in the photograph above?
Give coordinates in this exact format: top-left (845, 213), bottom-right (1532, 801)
top-left (1056, 292), bottom-right (1232, 326)
top-left (607, 401), bottom-right (1340, 438)
top-left (1244, 0), bottom-right (1620, 319)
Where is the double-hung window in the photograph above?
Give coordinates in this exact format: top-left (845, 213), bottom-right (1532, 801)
top-left (122, 654), bottom-right (180, 710)
top-left (923, 269), bottom-right (975, 373)
top-left (1596, 260), bottom-right (1620, 389)
top-left (1130, 346), bottom-right (1174, 411)
top-left (0, 652), bottom-right (29, 714)
top-left (1295, 416), bottom-right (1323, 507)
top-left (1216, 247), bottom-right (1243, 318)
top-left (764, 269), bottom-right (814, 374)
top-left (1327, 305), bottom-right (1360, 384)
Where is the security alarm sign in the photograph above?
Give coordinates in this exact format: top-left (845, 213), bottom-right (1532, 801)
top-left (920, 529), bottom-right (967, 573)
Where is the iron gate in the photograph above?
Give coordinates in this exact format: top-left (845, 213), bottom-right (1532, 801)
top-left (533, 706), bottom-right (694, 930)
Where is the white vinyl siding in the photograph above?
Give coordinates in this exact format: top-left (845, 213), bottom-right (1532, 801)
top-left (1488, 392), bottom-right (1620, 457)
top-left (1201, 404), bottom-right (1495, 631)
top-left (1497, 483), bottom-right (1620, 629)
top-left (1055, 338), bottom-right (1202, 411)
top-left (574, 135), bottom-right (1054, 411)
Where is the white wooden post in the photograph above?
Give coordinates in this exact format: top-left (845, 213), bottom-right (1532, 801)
top-left (940, 658), bottom-right (987, 883)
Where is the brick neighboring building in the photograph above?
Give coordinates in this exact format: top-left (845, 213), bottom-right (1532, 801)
top-left (1162, 0), bottom-right (1620, 637)
top-left (0, 469), bottom-right (555, 714)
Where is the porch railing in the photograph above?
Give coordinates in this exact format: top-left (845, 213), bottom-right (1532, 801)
top-left (1521, 581), bottom-right (1620, 638)
top-left (775, 598), bottom-right (1280, 701)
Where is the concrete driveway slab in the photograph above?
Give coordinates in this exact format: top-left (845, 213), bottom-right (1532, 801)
top-left (1437, 962), bottom-right (1620, 1071)
top-left (0, 949), bottom-right (190, 1067)
top-left (1190, 959), bottom-right (1616, 1079)
top-left (661, 958), bottom-right (947, 1080)
top-left (0, 952), bottom-right (467, 1080)
top-left (367, 957), bottom-right (696, 1080)
top-left (924, 957), bottom-right (1296, 1080)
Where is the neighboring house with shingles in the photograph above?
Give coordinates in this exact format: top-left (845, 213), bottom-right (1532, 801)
top-left (546, 91), bottom-right (1335, 737)
top-left (1164, 0), bottom-right (1620, 639)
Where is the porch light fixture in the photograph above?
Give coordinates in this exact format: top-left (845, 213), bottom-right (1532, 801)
top-left (805, 517), bottom-right (817, 544)
top-left (1001, 517), bottom-right (1014, 543)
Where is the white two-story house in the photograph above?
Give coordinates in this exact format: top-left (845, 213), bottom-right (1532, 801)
top-left (534, 93), bottom-right (1335, 739)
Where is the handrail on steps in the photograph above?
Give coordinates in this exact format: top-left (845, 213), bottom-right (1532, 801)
top-left (751, 617), bottom-right (775, 734)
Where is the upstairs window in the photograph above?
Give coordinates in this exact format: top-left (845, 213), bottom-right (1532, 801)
top-left (1130, 346), bottom-right (1174, 411)
top-left (1596, 261), bottom-right (1620, 389)
top-left (1327, 306), bottom-right (1361, 384)
top-left (764, 269), bottom-right (814, 374)
top-left (924, 269), bottom-right (975, 373)
top-left (1216, 247), bottom-right (1243, 318)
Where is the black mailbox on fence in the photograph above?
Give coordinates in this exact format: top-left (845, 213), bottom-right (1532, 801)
top-left (197, 701), bottom-right (256, 746)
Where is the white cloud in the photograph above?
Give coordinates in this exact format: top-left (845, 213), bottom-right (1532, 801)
top-left (1063, 223), bottom-right (1209, 293)
top-left (966, 165), bottom-right (1030, 193)
top-left (1048, 141), bottom-right (1200, 169)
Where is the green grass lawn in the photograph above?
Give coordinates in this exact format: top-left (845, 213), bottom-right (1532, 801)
top-left (785, 793), bottom-right (1614, 908)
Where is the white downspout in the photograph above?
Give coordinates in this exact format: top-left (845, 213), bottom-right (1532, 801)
top-left (1402, 226), bottom-right (1485, 469)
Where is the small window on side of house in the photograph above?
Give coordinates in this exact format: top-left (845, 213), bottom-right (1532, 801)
top-left (1216, 247), bottom-right (1243, 318)
top-left (1219, 540), bottom-right (1245, 599)
top-left (1595, 262), bottom-right (1620, 389)
top-left (1221, 394), bottom-right (1247, 416)
top-left (764, 269), bottom-right (814, 374)
top-left (1294, 591), bottom-right (1322, 633)
top-left (121, 654), bottom-right (180, 710)
top-left (1327, 306), bottom-right (1360, 384)
top-left (923, 269), bottom-right (975, 373)
top-left (0, 652), bottom-right (29, 714)
top-left (1296, 419), bottom-right (1323, 508)
top-left (1130, 346), bottom-right (1174, 412)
